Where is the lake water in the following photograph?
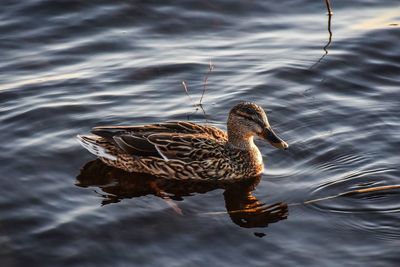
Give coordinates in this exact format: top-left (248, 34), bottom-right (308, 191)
top-left (1, 1), bottom-right (399, 266)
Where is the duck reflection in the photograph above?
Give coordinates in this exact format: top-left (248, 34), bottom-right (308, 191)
top-left (76, 160), bottom-right (288, 229)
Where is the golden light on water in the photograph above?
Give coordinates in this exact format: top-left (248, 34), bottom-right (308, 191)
top-left (351, 8), bottom-right (400, 30)
top-left (0, 72), bottom-right (86, 91)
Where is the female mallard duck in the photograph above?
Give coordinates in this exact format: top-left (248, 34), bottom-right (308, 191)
top-left (77, 102), bottom-right (288, 181)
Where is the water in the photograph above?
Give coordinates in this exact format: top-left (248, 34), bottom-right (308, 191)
top-left (1, 1), bottom-right (399, 266)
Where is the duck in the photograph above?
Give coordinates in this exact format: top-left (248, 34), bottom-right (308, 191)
top-left (77, 102), bottom-right (288, 181)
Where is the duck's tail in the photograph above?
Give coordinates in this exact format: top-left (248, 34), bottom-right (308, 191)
top-left (76, 135), bottom-right (117, 161)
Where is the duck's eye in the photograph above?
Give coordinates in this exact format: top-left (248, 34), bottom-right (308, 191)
top-left (235, 112), bottom-right (254, 122)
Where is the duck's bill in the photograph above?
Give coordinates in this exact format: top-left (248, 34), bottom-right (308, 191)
top-left (262, 127), bottom-right (289, 150)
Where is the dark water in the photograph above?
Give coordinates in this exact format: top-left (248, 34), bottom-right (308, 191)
top-left (1, 0), bottom-right (399, 266)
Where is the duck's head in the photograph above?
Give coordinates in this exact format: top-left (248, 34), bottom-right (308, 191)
top-left (227, 102), bottom-right (289, 150)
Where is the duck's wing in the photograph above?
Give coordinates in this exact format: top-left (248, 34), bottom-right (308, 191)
top-left (92, 121), bottom-right (226, 139)
top-left (145, 133), bottom-right (225, 162)
top-left (91, 122), bottom-right (227, 161)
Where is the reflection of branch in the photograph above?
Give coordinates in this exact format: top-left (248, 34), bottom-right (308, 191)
top-left (289, 184), bottom-right (400, 207)
top-left (323, 13), bottom-right (333, 54)
top-left (197, 102), bottom-right (209, 122)
top-left (310, 2), bottom-right (333, 69)
top-left (324, 0), bottom-right (333, 54)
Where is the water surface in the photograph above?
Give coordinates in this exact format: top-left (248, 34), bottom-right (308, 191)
top-left (0, 1), bottom-right (399, 266)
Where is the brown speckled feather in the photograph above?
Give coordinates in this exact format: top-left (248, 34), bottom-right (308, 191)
top-left (91, 122), bottom-right (226, 160)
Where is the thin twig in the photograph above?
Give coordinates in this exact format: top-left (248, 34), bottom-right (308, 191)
top-left (181, 80), bottom-right (194, 104)
top-left (323, 13), bottom-right (333, 54)
top-left (325, 0), bottom-right (333, 15)
top-left (181, 60), bottom-right (214, 122)
top-left (181, 80), bottom-right (209, 122)
top-left (199, 58), bottom-right (214, 105)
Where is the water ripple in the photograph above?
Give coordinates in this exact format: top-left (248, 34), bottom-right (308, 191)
top-left (0, 0), bottom-right (399, 266)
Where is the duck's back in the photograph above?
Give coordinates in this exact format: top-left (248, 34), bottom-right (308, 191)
top-left (77, 121), bottom-right (235, 179)
top-left (90, 121), bottom-right (227, 161)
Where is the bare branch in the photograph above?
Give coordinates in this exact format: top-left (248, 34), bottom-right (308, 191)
top-left (199, 58), bottom-right (214, 105)
top-left (181, 80), bottom-right (194, 103)
top-left (325, 0), bottom-right (333, 15)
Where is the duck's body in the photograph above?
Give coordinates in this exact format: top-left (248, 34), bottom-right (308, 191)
top-left (77, 102), bottom-right (288, 181)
